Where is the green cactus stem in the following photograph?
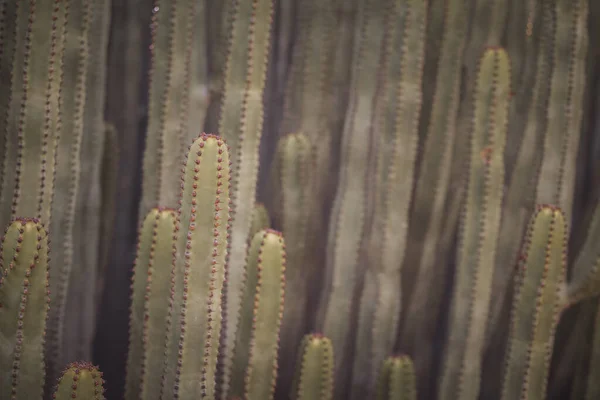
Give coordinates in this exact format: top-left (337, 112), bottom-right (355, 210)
top-left (500, 205), bottom-right (567, 400)
top-left (567, 199), bottom-right (600, 305)
top-left (352, 0), bottom-right (427, 397)
top-left (291, 333), bottom-right (334, 400)
top-left (125, 207), bottom-right (177, 400)
top-left (160, 133), bottom-right (231, 399)
top-left (438, 47), bottom-right (510, 400)
top-left (376, 355), bottom-right (417, 400)
top-left (217, 0), bottom-right (275, 394)
top-left (139, 0), bottom-right (200, 220)
top-left (227, 229), bottom-right (286, 400)
top-left (0, 218), bottom-right (50, 400)
top-left (46, 0), bottom-right (92, 388)
top-left (249, 203), bottom-right (270, 242)
top-left (52, 361), bottom-right (105, 400)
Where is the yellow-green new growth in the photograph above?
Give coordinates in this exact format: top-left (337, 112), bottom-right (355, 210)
top-left (439, 47), bottom-right (510, 400)
top-left (125, 207), bottom-right (177, 400)
top-left (376, 355), bottom-right (416, 400)
top-left (501, 205), bottom-right (567, 400)
top-left (228, 229), bottom-right (286, 400)
top-left (160, 133), bottom-right (231, 400)
top-left (52, 361), bottom-right (105, 400)
top-left (0, 218), bottom-right (50, 400)
top-left (291, 333), bottom-right (333, 400)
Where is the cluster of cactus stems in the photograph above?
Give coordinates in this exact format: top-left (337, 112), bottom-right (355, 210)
top-left (2, 0), bottom-right (600, 400)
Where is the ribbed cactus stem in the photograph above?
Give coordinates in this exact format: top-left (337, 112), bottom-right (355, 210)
top-left (125, 207), bottom-right (177, 400)
top-left (227, 229), bottom-right (286, 400)
top-left (438, 47), bottom-right (510, 400)
top-left (217, 0), bottom-right (275, 394)
top-left (160, 133), bottom-right (231, 399)
top-left (52, 361), bottom-right (105, 400)
top-left (501, 205), bottom-right (567, 400)
top-left (0, 218), bottom-right (50, 400)
top-left (376, 355), bottom-right (417, 400)
top-left (249, 203), bottom-right (270, 242)
top-left (567, 199), bottom-right (600, 304)
top-left (291, 333), bottom-right (334, 400)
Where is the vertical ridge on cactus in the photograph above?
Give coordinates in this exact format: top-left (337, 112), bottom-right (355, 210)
top-left (376, 355), bottom-right (417, 400)
top-left (291, 333), bottom-right (334, 400)
top-left (500, 205), bottom-right (567, 400)
top-left (52, 361), bottom-right (105, 400)
top-left (227, 229), bottom-right (286, 400)
top-left (125, 207), bottom-right (177, 400)
top-left (0, 218), bottom-right (50, 400)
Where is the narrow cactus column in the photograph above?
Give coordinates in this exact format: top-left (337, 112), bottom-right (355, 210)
top-left (0, 218), bottom-right (50, 400)
top-left (125, 207), bottom-right (177, 400)
top-left (52, 361), bottom-right (105, 400)
top-left (500, 205), bottom-right (567, 400)
top-left (139, 0), bottom-right (200, 220)
top-left (351, 0), bottom-right (427, 397)
top-left (160, 133), bottom-right (231, 400)
top-left (291, 333), bottom-right (334, 400)
top-left (227, 229), bottom-right (286, 400)
top-left (45, 0), bottom-right (92, 388)
top-left (583, 303), bottom-right (600, 400)
top-left (270, 133), bottom-right (312, 393)
top-left (438, 47), bottom-right (510, 400)
top-left (376, 355), bottom-right (417, 400)
top-left (567, 199), bottom-right (600, 304)
top-left (249, 203), bottom-right (270, 242)
top-left (0, 0), bottom-right (66, 231)
top-left (315, 0), bottom-right (389, 396)
top-left (217, 0), bottom-right (275, 392)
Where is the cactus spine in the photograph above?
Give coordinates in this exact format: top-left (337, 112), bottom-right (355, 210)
top-left (160, 133), bottom-right (231, 399)
top-left (125, 207), bottom-right (177, 400)
top-left (217, 0), bottom-right (275, 392)
top-left (227, 229), bottom-right (286, 400)
top-left (438, 47), bottom-right (510, 400)
top-left (500, 205), bottom-right (567, 400)
top-left (376, 355), bottom-right (417, 400)
top-left (291, 333), bottom-right (334, 400)
top-left (0, 218), bottom-right (50, 400)
top-left (52, 361), bottom-right (105, 400)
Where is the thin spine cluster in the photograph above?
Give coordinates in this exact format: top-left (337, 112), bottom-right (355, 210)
top-left (217, 0), bottom-right (275, 393)
top-left (227, 229), bottom-right (286, 400)
top-left (271, 133), bottom-right (312, 392)
top-left (46, 0), bottom-right (92, 386)
top-left (52, 361), bottom-right (105, 400)
top-left (567, 199), bottom-right (600, 304)
top-left (291, 333), bottom-right (334, 400)
top-left (316, 0), bottom-right (389, 396)
top-left (139, 0), bottom-right (198, 221)
top-left (376, 355), bottom-right (417, 400)
top-left (500, 205), bottom-right (567, 400)
top-left (160, 133), bottom-right (231, 399)
top-left (0, 218), bottom-right (50, 400)
top-left (125, 207), bottom-right (177, 400)
top-left (438, 47), bottom-right (510, 400)
top-left (352, 0), bottom-right (427, 397)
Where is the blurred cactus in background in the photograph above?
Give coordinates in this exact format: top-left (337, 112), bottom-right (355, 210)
top-left (0, 0), bottom-right (599, 399)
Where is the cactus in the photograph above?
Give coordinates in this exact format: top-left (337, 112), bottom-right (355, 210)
top-left (52, 361), bottom-right (105, 400)
top-left (351, 0), bottom-right (426, 397)
top-left (376, 355), bottom-right (417, 400)
top-left (227, 229), bottom-right (286, 400)
top-left (217, 0), bottom-right (275, 392)
top-left (291, 333), bottom-right (333, 400)
top-left (501, 205), bottom-right (567, 400)
top-left (438, 47), bottom-right (510, 400)
top-left (0, 218), bottom-right (50, 400)
top-left (160, 133), bottom-right (231, 399)
top-left (125, 207), bottom-right (177, 400)
top-left (249, 203), bottom-right (270, 242)
top-left (270, 133), bottom-right (312, 391)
